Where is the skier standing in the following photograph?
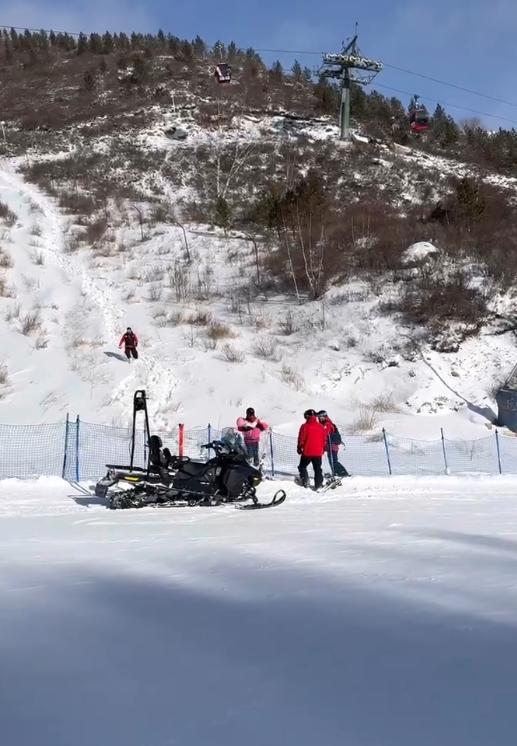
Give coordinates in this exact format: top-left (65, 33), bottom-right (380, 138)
top-left (236, 407), bottom-right (268, 466)
top-left (119, 327), bottom-right (139, 361)
top-left (297, 409), bottom-right (326, 490)
top-left (317, 410), bottom-right (350, 477)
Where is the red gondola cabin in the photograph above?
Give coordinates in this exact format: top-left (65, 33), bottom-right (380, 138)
top-left (214, 63), bottom-right (232, 84)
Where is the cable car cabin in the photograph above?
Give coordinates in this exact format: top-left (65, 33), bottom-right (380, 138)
top-left (214, 63), bottom-right (232, 84)
top-left (409, 107), bottom-right (429, 134)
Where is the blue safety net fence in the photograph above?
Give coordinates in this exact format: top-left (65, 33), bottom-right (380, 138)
top-left (0, 418), bottom-right (516, 481)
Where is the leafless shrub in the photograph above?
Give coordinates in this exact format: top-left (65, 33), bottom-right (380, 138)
top-left (370, 393), bottom-right (400, 413)
top-left (253, 313), bottom-right (271, 330)
top-left (349, 406), bottom-right (378, 434)
top-left (396, 268), bottom-right (487, 337)
top-left (221, 343), bottom-right (244, 362)
top-left (0, 202), bottom-right (16, 226)
top-left (5, 303), bottom-right (20, 321)
top-left (31, 224), bottom-right (42, 236)
top-left (30, 250), bottom-right (45, 266)
top-left (206, 322), bottom-right (235, 341)
top-left (147, 284), bottom-right (162, 302)
top-left (281, 364), bottom-right (304, 390)
top-left (0, 249), bottom-right (13, 268)
top-left (85, 216), bottom-right (108, 244)
top-left (252, 336), bottom-right (281, 361)
top-left (0, 278), bottom-right (10, 297)
top-left (188, 311), bottom-right (212, 326)
top-left (58, 192), bottom-right (97, 215)
top-left (278, 310), bottom-right (298, 335)
top-left (20, 310), bottom-right (41, 335)
top-left (167, 263), bottom-right (191, 302)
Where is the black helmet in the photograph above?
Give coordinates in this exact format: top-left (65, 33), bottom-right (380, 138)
top-left (246, 407), bottom-right (255, 416)
top-left (317, 410), bottom-right (328, 418)
top-left (304, 409), bottom-right (316, 418)
top-left (127, 327), bottom-right (132, 332)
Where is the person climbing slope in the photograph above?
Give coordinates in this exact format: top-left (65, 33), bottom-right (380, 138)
top-left (119, 327), bottom-right (139, 361)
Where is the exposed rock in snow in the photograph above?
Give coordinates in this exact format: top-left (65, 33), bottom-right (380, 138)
top-left (402, 241), bottom-right (439, 265)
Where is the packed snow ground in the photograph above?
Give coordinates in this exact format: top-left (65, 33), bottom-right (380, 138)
top-left (2, 475), bottom-right (517, 745)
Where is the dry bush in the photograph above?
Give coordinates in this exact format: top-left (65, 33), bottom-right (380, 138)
top-left (187, 310), bottom-right (212, 326)
top-left (0, 278), bottom-right (9, 297)
top-left (252, 336), bottom-right (281, 361)
top-left (0, 202), bottom-right (17, 226)
top-left (397, 268), bottom-right (487, 335)
top-left (58, 192), bottom-right (98, 215)
top-left (5, 303), bottom-right (20, 321)
top-left (370, 393), bottom-right (400, 413)
top-left (85, 216), bottom-right (108, 244)
top-left (278, 310), bottom-right (298, 335)
top-left (167, 263), bottom-right (191, 302)
top-left (31, 224), bottom-right (42, 236)
top-left (281, 364), bottom-right (304, 391)
top-left (221, 343), bottom-right (244, 363)
top-left (30, 250), bottom-right (45, 266)
top-left (20, 310), bottom-right (41, 335)
top-left (0, 249), bottom-right (13, 268)
top-left (350, 406), bottom-right (378, 434)
top-left (146, 284), bottom-right (162, 302)
top-left (206, 322), bottom-right (235, 341)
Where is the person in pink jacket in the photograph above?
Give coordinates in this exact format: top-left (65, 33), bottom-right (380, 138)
top-left (236, 407), bottom-right (269, 466)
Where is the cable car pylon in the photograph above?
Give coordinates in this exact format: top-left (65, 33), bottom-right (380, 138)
top-left (320, 30), bottom-right (383, 140)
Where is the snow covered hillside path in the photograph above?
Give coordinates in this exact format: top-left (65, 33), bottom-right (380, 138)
top-left (0, 165), bottom-right (177, 424)
top-left (2, 475), bottom-right (517, 746)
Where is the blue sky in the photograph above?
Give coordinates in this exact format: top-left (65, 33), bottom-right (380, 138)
top-left (1, 0), bottom-right (517, 128)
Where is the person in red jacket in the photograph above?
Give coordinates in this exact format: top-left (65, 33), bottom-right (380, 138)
top-left (119, 327), bottom-right (139, 360)
top-left (317, 410), bottom-right (350, 477)
top-left (297, 409), bottom-right (327, 490)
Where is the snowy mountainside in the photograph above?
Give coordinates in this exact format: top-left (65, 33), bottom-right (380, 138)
top-left (0, 109), bottom-right (516, 439)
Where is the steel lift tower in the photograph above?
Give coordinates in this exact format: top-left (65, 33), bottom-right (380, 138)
top-left (321, 31), bottom-right (383, 140)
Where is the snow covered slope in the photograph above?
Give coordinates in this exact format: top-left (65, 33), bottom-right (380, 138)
top-left (0, 115), bottom-right (516, 440)
top-left (2, 476), bottom-right (517, 746)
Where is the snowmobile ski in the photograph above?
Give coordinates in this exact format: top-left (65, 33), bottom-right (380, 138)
top-left (235, 490), bottom-right (287, 510)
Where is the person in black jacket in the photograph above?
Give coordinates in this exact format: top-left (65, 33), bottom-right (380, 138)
top-left (317, 410), bottom-right (350, 477)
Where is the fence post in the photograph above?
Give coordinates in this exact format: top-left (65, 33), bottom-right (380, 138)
top-left (75, 415), bottom-right (80, 481)
top-left (178, 423), bottom-right (184, 458)
top-left (207, 422), bottom-right (212, 457)
top-left (269, 430), bottom-right (275, 478)
top-left (440, 428), bottom-right (449, 475)
top-left (382, 428), bottom-right (392, 475)
top-left (495, 429), bottom-right (502, 474)
top-left (61, 413), bottom-right (70, 479)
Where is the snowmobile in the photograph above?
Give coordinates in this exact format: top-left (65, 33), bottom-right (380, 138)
top-left (94, 390), bottom-right (286, 511)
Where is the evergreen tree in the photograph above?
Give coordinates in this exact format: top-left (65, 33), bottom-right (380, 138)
top-left (193, 35), bottom-right (206, 57)
top-left (102, 32), bottom-right (114, 54)
top-left (89, 33), bottom-right (103, 54)
top-left (77, 32), bottom-right (88, 55)
top-left (227, 41), bottom-right (238, 61)
top-left (291, 59), bottom-right (302, 81)
top-left (269, 60), bottom-right (283, 83)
